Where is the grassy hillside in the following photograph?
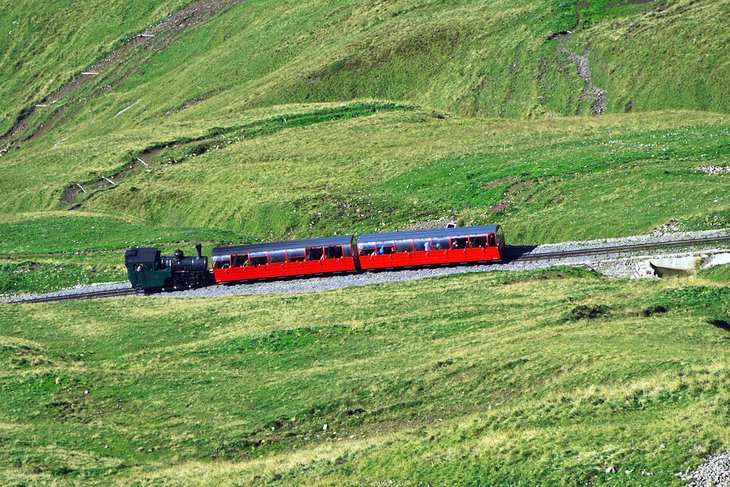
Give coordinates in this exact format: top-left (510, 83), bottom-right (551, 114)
top-left (0, 0), bottom-right (726, 254)
top-left (1, 104), bottom-right (727, 293)
top-left (699, 264), bottom-right (730, 285)
top-left (2, 0), bottom-right (727, 143)
top-left (1, 1), bottom-right (729, 483)
top-left (1, 269), bottom-right (729, 484)
top-left (1, 106), bottom-right (727, 292)
top-left (3, 108), bottom-right (728, 238)
top-left (0, 212), bottom-right (242, 294)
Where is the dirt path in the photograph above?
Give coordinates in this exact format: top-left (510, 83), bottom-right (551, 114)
top-left (0, 0), bottom-right (243, 155)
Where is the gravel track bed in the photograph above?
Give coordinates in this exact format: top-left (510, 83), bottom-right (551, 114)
top-left (156, 259), bottom-right (558, 299)
top-left (154, 247), bottom-right (728, 299)
top-left (3, 229), bottom-right (728, 302)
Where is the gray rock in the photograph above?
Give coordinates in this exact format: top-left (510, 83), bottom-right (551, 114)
top-left (680, 450), bottom-right (730, 487)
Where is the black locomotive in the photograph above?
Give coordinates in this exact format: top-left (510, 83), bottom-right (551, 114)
top-left (125, 243), bottom-right (210, 291)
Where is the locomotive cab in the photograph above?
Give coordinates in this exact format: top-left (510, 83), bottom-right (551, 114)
top-left (125, 244), bottom-right (210, 291)
top-left (124, 247), bottom-right (171, 290)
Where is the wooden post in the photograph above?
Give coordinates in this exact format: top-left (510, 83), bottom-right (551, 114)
top-left (136, 157), bottom-right (148, 167)
top-left (76, 183), bottom-right (86, 193)
top-left (103, 177), bottom-right (116, 186)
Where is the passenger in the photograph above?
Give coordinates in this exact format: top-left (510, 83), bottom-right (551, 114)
top-left (135, 264), bottom-right (143, 272)
top-left (424, 240), bottom-right (431, 251)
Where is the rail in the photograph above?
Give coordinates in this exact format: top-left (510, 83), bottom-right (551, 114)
top-left (508, 235), bottom-right (730, 262)
top-left (9, 287), bottom-right (137, 304)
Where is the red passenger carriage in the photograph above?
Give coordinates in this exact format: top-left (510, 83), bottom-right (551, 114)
top-left (356, 225), bottom-right (505, 270)
top-left (212, 235), bottom-right (357, 283)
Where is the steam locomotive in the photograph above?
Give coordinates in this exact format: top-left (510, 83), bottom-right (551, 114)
top-left (125, 225), bottom-right (505, 292)
top-left (124, 244), bottom-right (210, 291)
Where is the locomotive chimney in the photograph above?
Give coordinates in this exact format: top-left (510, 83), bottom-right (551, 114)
top-left (195, 243), bottom-right (203, 259)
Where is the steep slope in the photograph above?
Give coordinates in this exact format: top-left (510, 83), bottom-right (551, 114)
top-left (1, 0), bottom-right (727, 150)
top-left (0, 0), bottom-right (193, 137)
top-left (0, 3), bottom-right (729, 483)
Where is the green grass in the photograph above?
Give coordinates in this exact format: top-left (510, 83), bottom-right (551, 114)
top-left (2, 0), bottom-right (727, 144)
top-left (1, 108), bottom-right (728, 245)
top-left (81, 110), bottom-right (730, 242)
top-left (699, 264), bottom-right (730, 285)
top-left (0, 261), bottom-right (123, 295)
top-left (0, 212), bottom-right (244, 254)
top-left (581, 0), bottom-right (664, 24)
top-left (0, 0), bottom-right (726, 248)
top-left (0, 270), bottom-right (728, 484)
top-left (1, 109), bottom-right (727, 294)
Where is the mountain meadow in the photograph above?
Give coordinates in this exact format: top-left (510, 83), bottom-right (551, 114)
top-left (0, 0), bottom-right (728, 484)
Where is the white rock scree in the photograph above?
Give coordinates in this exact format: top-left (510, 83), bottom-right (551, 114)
top-left (680, 450), bottom-right (730, 487)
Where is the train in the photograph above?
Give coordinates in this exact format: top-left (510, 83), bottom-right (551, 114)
top-left (124, 225), bottom-right (506, 292)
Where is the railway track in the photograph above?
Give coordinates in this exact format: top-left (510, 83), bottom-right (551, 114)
top-left (508, 234), bottom-right (730, 262)
top-left (9, 287), bottom-right (137, 304)
top-left (5, 234), bottom-right (729, 304)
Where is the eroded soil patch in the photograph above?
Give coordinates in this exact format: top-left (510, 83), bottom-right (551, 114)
top-left (490, 176), bottom-right (558, 212)
top-left (548, 1), bottom-right (608, 115)
top-left (557, 47), bottom-right (607, 115)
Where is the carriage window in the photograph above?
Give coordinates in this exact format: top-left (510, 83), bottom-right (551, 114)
top-left (269, 250), bottom-right (286, 263)
top-left (376, 242), bottom-right (395, 254)
top-left (395, 240), bottom-right (414, 253)
top-left (288, 249), bottom-right (305, 262)
top-left (325, 246), bottom-right (343, 259)
top-left (414, 239), bottom-right (431, 251)
top-left (249, 252), bottom-right (268, 266)
top-left (231, 255), bottom-right (249, 267)
top-left (432, 238), bottom-right (450, 250)
top-left (470, 236), bottom-right (487, 248)
top-left (358, 243), bottom-right (376, 256)
top-left (488, 234), bottom-right (497, 247)
top-left (213, 257), bottom-right (230, 269)
top-left (451, 237), bottom-right (468, 249)
top-left (306, 247), bottom-right (324, 260)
